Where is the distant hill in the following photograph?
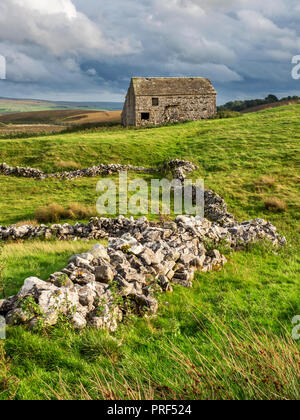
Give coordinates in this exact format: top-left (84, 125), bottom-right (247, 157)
top-left (0, 97), bottom-right (124, 114)
top-left (240, 99), bottom-right (300, 114)
top-left (0, 109), bottom-right (121, 125)
top-left (218, 95), bottom-right (300, 113)
top-left (0, 109), bottom-right (122, 136)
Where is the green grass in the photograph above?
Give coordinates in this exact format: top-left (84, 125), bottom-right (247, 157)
top-left (0, 240), bottom-right (104, 297)
top-left (0, 104), bottom-right (299, 172)
top-left (0, 105), bottom-right (299, 228)
top-left (0, 105), bottom-right (299, 400)
top-left (1, 241), bottom-right (299, 400)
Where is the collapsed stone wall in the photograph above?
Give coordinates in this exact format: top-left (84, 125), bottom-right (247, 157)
top-left (0, 157), bottom-right (283, 245)
top-left (0, 159), bottom-right (209, 181)
top-left (0, 158), bottom-right (286, 332)
top-left (0, 214), bottom-right (285, 331)
top-left (0, 162), bottom-right (153, 180)
top-left (165, 159), bottom-right (196, 182)
top-left (0, 211), bottom-right (284, 247)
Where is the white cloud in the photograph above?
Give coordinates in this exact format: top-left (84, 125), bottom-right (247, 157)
top-left (0, 0), bottom-right (139, 57)
top-left (0, 0), bottom-right (300, 101)
top-left (86, 68), bottom-right (97, 76)
top-left (12, 0), bottom-right (78, 19)
top-left (156, 0), bottom-right (205, 18)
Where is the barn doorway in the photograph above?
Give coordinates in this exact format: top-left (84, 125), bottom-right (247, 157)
top-left (141, 112), bottom-right (150, 120)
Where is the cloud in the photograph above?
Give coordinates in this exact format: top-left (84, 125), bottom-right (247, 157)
top-left (0, 0), bottom-right (142, 100)
top-left (13, 0), bottom-right (78, 18)
top-left (86, 68), bottom-right (97, 76)
top-left (0, 0), bottom-right (140, 57)
top-left (0, 0), bottom-right (299, 102)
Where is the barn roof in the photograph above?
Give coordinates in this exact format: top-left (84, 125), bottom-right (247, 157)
top-left (131, 77), bottom-right (216, 96)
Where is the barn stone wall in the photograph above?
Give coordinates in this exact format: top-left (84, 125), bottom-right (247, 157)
top-left (134, 94), bottom-right (216, 126)
top-left (122, 94), bottom-right (216, 127)
top-left (121, 82), bottom-right (136, 126)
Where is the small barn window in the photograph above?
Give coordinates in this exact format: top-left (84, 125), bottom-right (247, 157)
top-left (141, 112), bottom-right (150, 120)
top-left (152, 98), bottom-right (159, 106)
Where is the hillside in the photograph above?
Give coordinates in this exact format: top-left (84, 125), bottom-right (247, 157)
top-left (0, 98), bottom-right (123, 136)
top-left (241, 99), bottom-right (300, 114)
top-left (0, 104), bottom-right (299, 400)
top-left (0, 97), bottom-right (123, 114)
top-left (0, 109), bottom-right (122, 136)
top-left (0, 109), bottom-right (122, 125)
top-left (218, 94), bottom-right (300, 114)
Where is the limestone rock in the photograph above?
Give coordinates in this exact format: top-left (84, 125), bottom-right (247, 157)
top-left (95, 265), bottom-right (114, 284)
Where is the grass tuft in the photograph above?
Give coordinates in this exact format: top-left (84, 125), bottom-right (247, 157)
top-left (14, 220), bottom-right (39, 227)
top-left (53, 160), bottom-right (81, 171)
top-left (0, 343), bottom-right (19, 400)
top-left (35, 202), bottom-right (96, 223)
top-left (256, 175), bottom-right (276, 189)
top-left (264, 198), bottom-right (287, 213)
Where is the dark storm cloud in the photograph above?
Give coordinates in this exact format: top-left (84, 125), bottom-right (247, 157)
top-left (0, 0), bottom-right (299, 103)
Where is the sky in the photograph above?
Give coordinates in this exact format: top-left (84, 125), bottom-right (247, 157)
top-left (0, 0), bottom-right (299, 104)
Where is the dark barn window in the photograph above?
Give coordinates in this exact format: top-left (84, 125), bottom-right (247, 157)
top-left (152, 98), bottom-right (159, 106)
top-left (141, 112), bottom-right (150, 120)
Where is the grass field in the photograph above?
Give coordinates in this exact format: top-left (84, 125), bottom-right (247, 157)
top-left (0, 105), bottom-right (299, 400)
top-left (0, 109), bottom-right (122, 126)
top-left (0, 109), bottom-right (122, 137)
top-left (0, 98), bottom-right (123, 137)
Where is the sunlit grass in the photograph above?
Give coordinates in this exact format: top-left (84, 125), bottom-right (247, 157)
top-left (0, 105), bottom-right (299, 400)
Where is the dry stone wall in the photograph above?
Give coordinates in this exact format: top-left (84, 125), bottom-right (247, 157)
top-left (0, 159), bottom-right (197, 180)
top-left (0, 209), bottom-right (286, 332)
top-left (0, 214), bottom-right (285, 331)
top-left (0, 162), bottom-right (152, 180)
top-left (0, 158), bottom-right (286, 332)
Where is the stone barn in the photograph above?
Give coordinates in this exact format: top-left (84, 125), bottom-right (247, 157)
top-left (121, 77), bottom-right (217, 127)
